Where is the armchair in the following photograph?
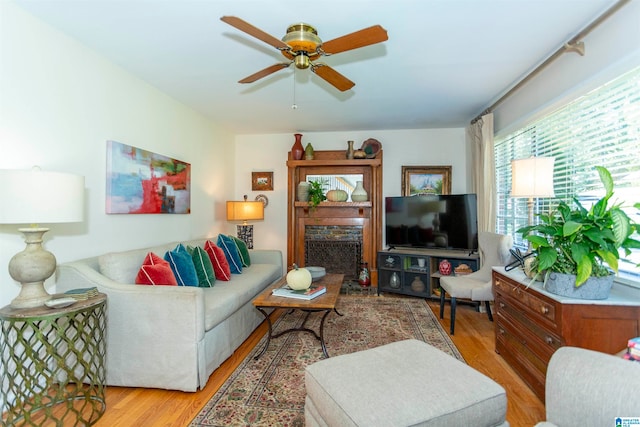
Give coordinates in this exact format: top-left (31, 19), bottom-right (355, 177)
top-left (439, 231), bottom-right (513, 334)
top-left (536, 346), bottom-right (640, 426)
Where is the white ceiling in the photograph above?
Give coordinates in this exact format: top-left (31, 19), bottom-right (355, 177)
top-left (12, 0), bottom-right (619, 134)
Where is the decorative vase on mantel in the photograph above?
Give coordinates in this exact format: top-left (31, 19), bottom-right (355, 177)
top-left (305, 142), bottom-right (315, 160)
top-left (346, 140), bottom-right (355, 159)
top-left (297, 181), bottom-right (310, 202)
top-left (291, 133), bottom-right (304, 160)
top-left (351, 181), bottom-right (368, 202)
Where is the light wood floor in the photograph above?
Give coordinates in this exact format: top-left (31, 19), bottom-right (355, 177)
top-left (94, 300), bottom-right (545, 427)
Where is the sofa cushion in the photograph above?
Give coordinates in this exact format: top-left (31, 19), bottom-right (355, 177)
top-left (204, 240), bottom-right (231, 281)
top-left (202, 263), bottom-right (283, 331)
top-left (217, 234), bottom-right (243, 273)
top-left (135, 252), bottom-right (178, 286)
top-left (187, 245), bottom-right (216, 287)
top-left (164, 244), bottom-right (199, 286)
top-left (99, 242), bottom-right (176, 283)
top-left (230, 236), bottom-right (251, 267)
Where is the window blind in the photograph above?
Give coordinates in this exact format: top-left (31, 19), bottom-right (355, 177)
top-left (495, 65), bottom-right (640, 283)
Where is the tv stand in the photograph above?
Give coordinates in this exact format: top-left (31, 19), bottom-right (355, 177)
top-left (377, 248), bottom-right (479, 300)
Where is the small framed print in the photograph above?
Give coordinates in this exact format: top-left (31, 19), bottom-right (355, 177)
top-left (402, 166), bottom-right (452, 196)
top-left (252, 172), bottom-right (273, 191)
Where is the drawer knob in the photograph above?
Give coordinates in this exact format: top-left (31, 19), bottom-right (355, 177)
top-left (545, 336), bottom-right (554, 344)
top-left (499, 328), bottom-right (505, 335)
top-left (540, 306), bottom-right (549, 314)
top-left (499, 302), bottom-right (505, 309)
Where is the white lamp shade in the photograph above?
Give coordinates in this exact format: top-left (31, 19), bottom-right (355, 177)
top-left (226, 200), bottom-right (264, 222)
top-left (0, 169), bottom-right (85, 224)
top-left (511, 157), bottom-right (555, 198)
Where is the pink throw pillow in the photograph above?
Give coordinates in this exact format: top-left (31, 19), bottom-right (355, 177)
top-left (135, 252), bottom-right (178, 286)
top-left (204, 240), bottom-right (231, 281)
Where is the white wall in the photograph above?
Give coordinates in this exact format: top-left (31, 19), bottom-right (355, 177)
top-left (0, 3), bottom-right (469, 310)
top-left (493, 0), bottom-right (640, 134)
top-left (233, 128), bottom-right (469, 262)
top-left (0, 2), bottom-right (235, 307)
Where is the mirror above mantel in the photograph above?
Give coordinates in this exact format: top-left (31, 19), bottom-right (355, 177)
top-left (306, 174), bottom-right (363, 202)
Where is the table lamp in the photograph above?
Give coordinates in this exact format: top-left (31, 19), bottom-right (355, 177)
top-left (226, 195), bottom-right (264, 249)
top-left (0, 168), bottom-right (85, 308)
top-left (511, 157), bottom-right (555, 250)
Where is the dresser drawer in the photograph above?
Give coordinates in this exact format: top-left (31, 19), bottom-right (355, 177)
top-left (495, 316), bottom-right (547, 401)
top-left (494, 276), bottom-right (557, 326)
top-left (496, 293), bottom-right (563, 363)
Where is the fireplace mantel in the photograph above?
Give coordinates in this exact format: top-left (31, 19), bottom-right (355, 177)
top-left (287, 150), bottom-right (383, 284)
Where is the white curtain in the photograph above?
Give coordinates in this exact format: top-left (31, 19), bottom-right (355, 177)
top-left (466, 112), bottom-right (496, 232)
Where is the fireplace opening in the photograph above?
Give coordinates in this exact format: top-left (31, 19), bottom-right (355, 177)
top-left (304, 226), bottom-right (363, 281)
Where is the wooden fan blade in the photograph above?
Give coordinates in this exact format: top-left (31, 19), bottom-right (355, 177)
top-left (321, 25), bottom-right (388, 55)
top-left (239, 63), bottom-right (291, 83)
top-left (311, 63), bottom-right (355, 92)
top-left (221, 16), bottom-right (289, 50)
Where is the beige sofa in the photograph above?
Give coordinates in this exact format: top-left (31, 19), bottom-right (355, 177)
top-left (55, 238), bottom-right (283, 392)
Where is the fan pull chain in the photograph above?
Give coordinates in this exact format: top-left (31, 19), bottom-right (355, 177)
top-left (292, 67), bottom-right (298, 109)
top-left (291, 67), bottom-right (298, 110)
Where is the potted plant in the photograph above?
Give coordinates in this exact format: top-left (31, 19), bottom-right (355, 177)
top-left (519, 166), bottom-right (640, 299)
top-left (307, 179), bottom-right (327, 211)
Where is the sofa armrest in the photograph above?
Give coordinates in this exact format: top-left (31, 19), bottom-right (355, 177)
top-left (56, 261), bottom-right (206, 386)
top-left (56, 261), bottom-right (206, 340)
top-left (543, 346), bottom-right (640, 426)
top-left (249, 249), bottom-right (283, 276)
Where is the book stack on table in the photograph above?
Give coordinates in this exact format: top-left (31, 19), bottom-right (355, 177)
top-left (64, 287), bottom-right (99, 301)
top-left (272, 285), bottom-right (326, 300)
top-left (624, 337), bottom-right (640, 362)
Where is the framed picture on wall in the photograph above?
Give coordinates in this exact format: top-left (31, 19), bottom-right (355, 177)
top-left (106, 140), bottom-right (191, 214)
top-left (402, 166), bottom-right (451, 196)
top-left (252, 171), bottom-right (273, 191)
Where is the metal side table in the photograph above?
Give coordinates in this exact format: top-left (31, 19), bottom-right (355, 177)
top-left (0, 294), bottom-right (107, 426)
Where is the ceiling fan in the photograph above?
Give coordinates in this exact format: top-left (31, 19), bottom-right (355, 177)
top-left (220, 16), bottom-right (388, 92)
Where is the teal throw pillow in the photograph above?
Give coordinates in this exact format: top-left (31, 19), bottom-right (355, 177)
top-left (230, 235), bottom-right (251, 267)
top-left (217, 234), bottom-right (243, 274)
top-left (164, 244), bottom-right (199, 286)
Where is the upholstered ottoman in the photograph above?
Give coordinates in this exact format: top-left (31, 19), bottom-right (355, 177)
top-left (305, 339), bottom-right (508, 427)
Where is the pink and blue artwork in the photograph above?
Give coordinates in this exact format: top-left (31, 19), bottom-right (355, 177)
top-left (106, 140), bottom-right (191, 214)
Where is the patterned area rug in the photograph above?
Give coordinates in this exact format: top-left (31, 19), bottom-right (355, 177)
top-left (190, 295), bottom-right (463, 427)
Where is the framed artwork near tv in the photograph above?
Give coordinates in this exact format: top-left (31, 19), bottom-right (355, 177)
top-left (252, 172), bottom-right (273, 191)
top-left (402, 166), bottom-right (451, 196)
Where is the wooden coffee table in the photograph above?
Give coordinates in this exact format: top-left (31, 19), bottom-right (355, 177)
top-left (252, 273), bottom-right (344, 359)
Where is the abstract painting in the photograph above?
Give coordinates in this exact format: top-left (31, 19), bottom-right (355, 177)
top-left (106, 140), bottom-right (191, 214)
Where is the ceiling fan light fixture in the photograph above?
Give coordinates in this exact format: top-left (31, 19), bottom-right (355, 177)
top-left (282, 23), bottom-right (322, 53)
top-left (294, 53), bottom-right (310, 69)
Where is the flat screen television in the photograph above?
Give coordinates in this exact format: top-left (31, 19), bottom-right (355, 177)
top-left (385, 194), bottom-right (479, 252)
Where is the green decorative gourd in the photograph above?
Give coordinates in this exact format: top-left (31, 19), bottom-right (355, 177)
top-left (326, 189), bottom-right (348, 202)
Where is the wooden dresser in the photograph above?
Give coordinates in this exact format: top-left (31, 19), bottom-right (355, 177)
top-left (492, 267), bottom-right (640, 401)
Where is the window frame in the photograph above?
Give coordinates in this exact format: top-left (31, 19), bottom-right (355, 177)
top-left (494, 66), bottom-right (640, 287)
